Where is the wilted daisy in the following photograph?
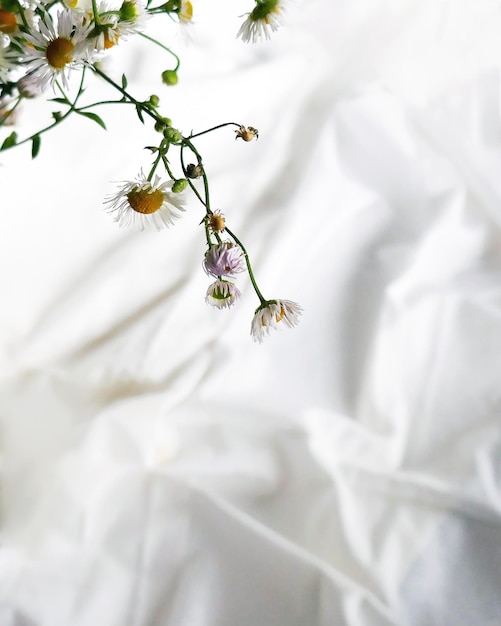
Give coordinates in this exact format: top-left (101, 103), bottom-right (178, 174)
top-left (105, 171), bottom-right (186, 230)
top-left (251, 299), bottom-right (302, 342)
top-left (237, 0), bottom-right (284, 44)
top-left (206, 279), bottom-right (241, 309)
top-left (203, 242), bottom-right (246, 277)
top-left (21, 10), bottom-right (93, 91)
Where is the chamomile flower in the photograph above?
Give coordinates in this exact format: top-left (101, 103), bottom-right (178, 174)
top-left (105, 171), bottom-right (186, 231)
top-left (237, 0), bottom-right (284, 43)
top-left (21, 10), bottom-right (93, 91)
top-left (203, 242), bottom-right (246, 277)
top-left (250, 299), bottom-right (302, 343)
top-left (205, 279), bottom-right (241, 309)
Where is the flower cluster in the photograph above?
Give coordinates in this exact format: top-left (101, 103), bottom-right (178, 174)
top-left (0, 0), bottom-right (300, 342)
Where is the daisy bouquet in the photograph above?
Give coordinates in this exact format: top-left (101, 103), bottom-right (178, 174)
top-left (0, 0), bottom-right (301, 342)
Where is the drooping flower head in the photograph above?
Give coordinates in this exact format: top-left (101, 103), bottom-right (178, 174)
top-left (203, 242), bottom-right (246, 277)
top-left (105, 170), bottom-right (186, 230)
top-left (205, 279), bottom-right (241, 309)
top-left (237, 0), bottom-right (284, 44)
top-left (21, 10), bottom-right (93, 91)
top-left (251, 299), bottom-right (302, 342)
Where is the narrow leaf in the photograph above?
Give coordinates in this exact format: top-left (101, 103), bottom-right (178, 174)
top-left (78, 111), bottom-right (107, 130)
top-left (1, 131), bottom-right (17, 151)
top-left (31, 134), bottom-right (41, 159)
top-left (121, 73), bottom-right (128, 89)
top-left (135, 104), bottom-right (144, 124)
top-left (49, 97), bottom-right (70, 104)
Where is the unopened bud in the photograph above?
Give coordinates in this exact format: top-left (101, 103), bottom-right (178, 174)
top-left (162, 69), bottom-right (178, 86)
top-left (149, 94), bottom-right (160, 107)
top-left (163, 127), bottom-right (182, 143)
top-left (172, 178), bottom-right (188, 193)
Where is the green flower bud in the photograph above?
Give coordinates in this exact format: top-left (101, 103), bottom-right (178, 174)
top-left (149, 94), bottom-right (160, 107)
top-left (119, 0), bottom-right (138, 21)
top-left (163, 127), bottom-right (182, 143)
top-left (172, 179), bottom-right (188, 193)
top-left (161, 70), bottom-right (178, 86)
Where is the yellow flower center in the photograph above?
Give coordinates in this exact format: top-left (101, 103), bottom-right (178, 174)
top-left (275, 306), bottom-right (285, 323)
top-left (127, 187), bottom-right (164, 214)
top-left (46, 37), bottom-right (74, 70)
top-left (0, 9), bottom-right (17, 34)
top-left (103, 31), bottom-right (118, 49)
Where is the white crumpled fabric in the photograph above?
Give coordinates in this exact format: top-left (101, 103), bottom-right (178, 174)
top-left (1, 0), bottom-right (501, 624)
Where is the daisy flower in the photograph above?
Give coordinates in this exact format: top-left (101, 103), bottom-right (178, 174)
top-left (105, 171), bottom-right (186, 231)
top-left (21, 10), bottom-right (93, 91)
top-left (237, 0), bottom-right (284, 44)
top-left (203, 242), bottom-right (246, 277)
top-left (250, 299), bottom-right (302, 343)
top-left (205, 279), bottom-right (241, 309)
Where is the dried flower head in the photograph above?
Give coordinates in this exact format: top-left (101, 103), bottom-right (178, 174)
top-left (251, 299), bottom-right (302, 343)
top-left (235, 125), bottom-right (259, 141)
top-left (208, 210), bottom-right (225, 233)
top-left (186, 162), bottom-right (204, 178)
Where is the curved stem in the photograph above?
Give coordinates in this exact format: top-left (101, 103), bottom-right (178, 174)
top-left (138, 31), bottom-right (181, 71)
top-left (224, 226), bottom-right (266, 304)
top-left (188, 122), bottom-right (242, 140)
top-left (90, 64), bottom-right (163, 125)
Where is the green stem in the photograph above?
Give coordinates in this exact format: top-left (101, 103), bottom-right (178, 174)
top-left (90, 64), bottom-right (163, 125)
top-left (188, 122), bottom-right (243, 140)
top-left (137, 31), bottom-right (180, 71)
top-left (224, 226), bottom-right (266, 304)
top-left (91, 0), bottom-right (101, 25)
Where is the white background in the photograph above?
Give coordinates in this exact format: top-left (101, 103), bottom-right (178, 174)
top-left (1, 0), bottom-right (501, 624)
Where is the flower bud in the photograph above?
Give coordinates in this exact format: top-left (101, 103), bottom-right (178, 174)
top-left (163, 127), bottom-right (182, 143)
top-left (172, 178), bottom-right (188, 193)
top-left (162, 70), bottom-right (178, 86)
top-left (149, 94), bottom-right (160, 107)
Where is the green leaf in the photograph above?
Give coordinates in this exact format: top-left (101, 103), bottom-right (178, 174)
top-left (135, 104), bottom-right (144, 124)
top-left (77, 111), bottom-right (107, 130)
top-left (49, 97), bottom-right (70, 105)
top-left (31, 134), bottom-right (41, 159)
top-left (1, 131), bottom-right (17, 151)
top-left (121, 74), bottom-right (128, 89)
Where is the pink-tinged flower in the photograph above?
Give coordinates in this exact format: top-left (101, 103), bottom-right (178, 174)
top-left (205, 279), bottom-right (241, 309)
top-left (203, 242), bottom-right (246, 277)
top-left (250, 299), bottom-right (302, 343)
